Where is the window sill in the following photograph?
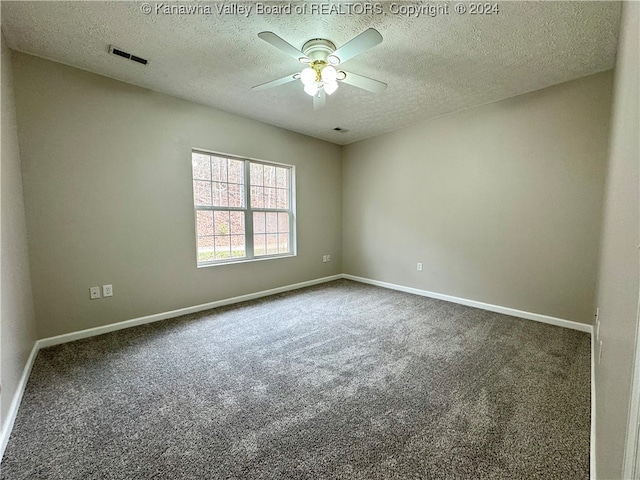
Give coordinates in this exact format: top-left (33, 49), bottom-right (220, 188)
top-left (196, 253), bottom-right (297, 268)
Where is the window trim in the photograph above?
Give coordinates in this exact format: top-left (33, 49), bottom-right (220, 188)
top-left (191, 148), bottom-right (297, 267)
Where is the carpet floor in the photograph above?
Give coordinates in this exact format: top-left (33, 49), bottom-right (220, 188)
top-left (1, 279), bottom-right (590, 479)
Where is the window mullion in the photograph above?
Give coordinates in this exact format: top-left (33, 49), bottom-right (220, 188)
top-left (244, 160), bottom-right (254, 259)
top-left (195, 206), bottom-right (245, 212)
top-left (289, 166), bottom-right (296, 255)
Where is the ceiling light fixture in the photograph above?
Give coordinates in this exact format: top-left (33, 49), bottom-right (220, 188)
top-left (300, 61), bottom-right (339, 98)
top-left (253, 29), bottom-right (386, 110)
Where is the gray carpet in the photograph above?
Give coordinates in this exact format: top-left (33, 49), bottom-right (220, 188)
top-left (1, 279), bottom-right (590, 479)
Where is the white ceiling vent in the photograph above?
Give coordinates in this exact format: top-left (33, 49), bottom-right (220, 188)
top-left (108, 45), bottom-right (148, 65)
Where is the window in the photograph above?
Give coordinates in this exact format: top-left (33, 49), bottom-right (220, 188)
top-left (191, 150), bottom-right (295, 266)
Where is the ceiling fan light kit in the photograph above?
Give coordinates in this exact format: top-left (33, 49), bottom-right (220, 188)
top-left (253, 28), bottom-right (387, 110)
top-left (301, 62), bottom-right (338, 97)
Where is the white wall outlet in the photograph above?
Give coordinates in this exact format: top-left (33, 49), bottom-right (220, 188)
top-left (103, 284), bottom-right (113, 297)
top-left (90, 286), bottom-right (101, 300)
top-left (417, 263), bottom-right (423, 272)
top-left (322, 255), bottom-right (330, 263)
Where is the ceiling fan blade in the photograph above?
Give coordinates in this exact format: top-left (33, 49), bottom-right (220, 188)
top-left (252, 73), bottom-right (299, 91)
top-left (328, 28), bottom-right (383, 65)
top-left (258, 32), bottom-right (309, 63)
top-left (313, 89), bottom-right (326, 111)
top-left (339, 71), bottom-right (387, 93)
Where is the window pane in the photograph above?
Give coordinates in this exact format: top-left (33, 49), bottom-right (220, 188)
top-left (228, 159), bottom-right (244, 184)
top-left (250, 163), bottom-right (264, 186)
top-left (276, 188), bottom-right (289, 209)
top-left (198, 235), bottom-right (215, 249)
top-left (254, 234), bottom-right (266, 256)
top-left (266, 234), bottom-right (278, 255)
top-left (251, 186), bottom-right (264, 208)
top-left (230, 211), bottom-right (245, 235)
top-left (275, 167), bottom-right (288, 188)
top-left (214, 211), bottom-right (230, 235)
top-left (197, 235), bottom-right (215, 263)
top-left (278, 212), bottom-right (289, 232)
top-left (212, 182), bottom-right (229, 207)
top-left (193, 180), bottom-right (212, 206)
top-left (230, 235), bottom-right (245, 258)
top-left (265, 212), bottom-right (278, 233)
top-left (211, 157), bottom-right (228, 182)
top-left (198, 252), bottom-right (216, 263)
top-left (228, 183), bottom-right (244, 208)
top-left (215, 235), bottom-right (231, 259)
top-left (192, 153), bottom-right (211, 181)
top-left (215, 235), bottom-right (230, 247)
top-left (278, 233), bottom-right (289, 253)
top-left (264, 188), bottom-right (277, 209)
top-left (196, 210), bottom-right (214, 236)
top-left (264, 164), bottom-right (276, 187)
top-left (253, 212), bottom-right (265, 234)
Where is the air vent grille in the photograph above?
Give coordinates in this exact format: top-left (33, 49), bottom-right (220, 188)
top-left (109, 46), bottom-right (148, 66)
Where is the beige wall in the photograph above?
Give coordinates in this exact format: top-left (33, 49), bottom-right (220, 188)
top-left (0, 33), bottom-right (37, 435)
top-left (342, 72), bottom-right (613, 324)
top-left (11, 52), bottom-right (342, 339)
top-left (594, 2), bottom-right (640, 478)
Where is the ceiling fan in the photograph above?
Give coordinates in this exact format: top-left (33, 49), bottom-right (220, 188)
top-left (252, 28), bottom-right (387, 110)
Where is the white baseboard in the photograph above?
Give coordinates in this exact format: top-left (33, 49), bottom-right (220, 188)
top-left (342, 274), bottom-right (593, 333)
top-left (622, 297), bottom-right (640, 479)
top-left (591, 330), bottom-right (596, 480)
top-left (0, 342), bottom-right (39, 461)
top-left (38, 275), bottom-right (343, 349)
top-left (341, 275), bottom-right (596, 474)
top-left (1, 272), bottom-right (593, 463)
top-left (0, 274), bottom-right (341, 460)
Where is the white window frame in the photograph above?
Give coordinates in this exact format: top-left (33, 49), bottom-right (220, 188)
top-left (191, 149), bottom-right (296, 267)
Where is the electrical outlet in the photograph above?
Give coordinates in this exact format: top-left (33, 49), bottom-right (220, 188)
top-left (322, 255), bottom-right (330, 263)
top-left (103, 284), bottom-right (113, 297)
top-left (417, 263), bottom-right (423, 272)
top-left (90, 287), bottom-right (101, 300)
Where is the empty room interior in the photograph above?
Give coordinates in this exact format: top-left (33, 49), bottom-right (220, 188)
top-left (1, 1), bottom-right (639, 479)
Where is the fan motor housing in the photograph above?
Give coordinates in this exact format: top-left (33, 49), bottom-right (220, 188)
top-left (302, 39), bottom-right (336, 62)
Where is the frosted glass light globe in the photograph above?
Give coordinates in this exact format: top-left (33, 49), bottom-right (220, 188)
top-left (321, 66), bottom-right (337, 83)
top-left (301, 67), bottom-right (316, 86)
top-left (324, 81), bottom-right (338, 95)
top-left (304, 83), bottom-right (319, 96)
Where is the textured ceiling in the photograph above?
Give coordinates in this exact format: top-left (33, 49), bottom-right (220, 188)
top-left (1, 1), bottom-right (621, 145)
